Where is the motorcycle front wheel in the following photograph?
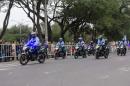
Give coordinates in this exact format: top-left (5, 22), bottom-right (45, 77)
top-left (117, 49), bottom-right (120, 56)
top-left (95, 52), bottom-right (99, 59)
top-left (19, 54), bottom-right (29, 65)
top-left (74, 52), bottom-right (78, 59)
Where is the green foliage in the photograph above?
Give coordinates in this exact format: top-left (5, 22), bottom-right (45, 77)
top-left (52, 23), bottom-right (61, 41)
top-left (2, 25), bottom-right (32, 41)
top-left (59, 0), bottom-right (130, 41)
top-left (3, 34), bottom-right (26, 42)
top-left (8, 25), bottom-right (32, 34)
top-left (51, 23), bottom-right (73, 42)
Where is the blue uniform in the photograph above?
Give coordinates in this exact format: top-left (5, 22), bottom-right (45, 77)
top-left (25, 37), bottom-right (41, 49)
top-left (122, 35), bottom-right (128, 46)
top-left (77, 41), bottom-right (85, 47)
top-left (97, 39), bottom-right (105, 46)
top-left (56, 41), bottom-right (65, 48)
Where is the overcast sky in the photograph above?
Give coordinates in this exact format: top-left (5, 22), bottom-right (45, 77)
top-left (0, 7), bottom-right (33, 28)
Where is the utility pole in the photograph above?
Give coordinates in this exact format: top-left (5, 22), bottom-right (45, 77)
top-left (44, 0), bottom-right (48, 44)
top-left (20, 24), bottom-right (22, 43)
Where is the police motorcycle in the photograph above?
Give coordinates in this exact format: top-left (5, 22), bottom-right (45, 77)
top-left (87, 44), bottom-right (95, 56)
top-left (117, 43), bottom-right (126, 56)
top-left (74, 44), bottom-right (87, 59)
top-left (95, 42), bottom-right (109, 59)
top-left (54, 45), bottom-right (66, 60)
top-left (19, 44), bottom-right (46, 65)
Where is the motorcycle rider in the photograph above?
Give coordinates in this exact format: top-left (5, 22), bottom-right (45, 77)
top-left (89, 41), bottom-right (95, 48)
top-left (87, 41), bottom-right (95, 55)
top-left (25, 32), bottom-right (41, 53)
top-left (97, 35), bottom-right (107, 51)
top-left (97, 35), bottom-right (106, 46)
top-left (77, 37), bottom-right (85, 50)
top-left (56, 38), bottom-right (66, 53)
top-left (120, 39), bottom-right (127, 52)
top-left (122, 35), bottom-right (128, 46)
top-left (43, 41), bottom-right (48, 57)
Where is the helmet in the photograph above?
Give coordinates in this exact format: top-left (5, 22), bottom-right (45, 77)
top-left (59, 38), bottom-right (63, 42)
top-left (31, 32), bottom-right (37, 35)
top-left (31, 31), bottom-right (37, 38)
top-left (78, 37), bottom-right (83, 41)
top-left (122, 39), bottom-right (125, 42)
top-left (98, 35), bottom-right (103, 39)
top-left (98, 35), bottom-right (103, 40)
top-left (90, 41), bottom-right (93, 43)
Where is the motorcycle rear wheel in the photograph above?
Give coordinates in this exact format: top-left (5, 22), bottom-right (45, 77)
top-left (38, 54), bottom-right (46, 63)
top-left (54, 53), bottom-right (58, 60)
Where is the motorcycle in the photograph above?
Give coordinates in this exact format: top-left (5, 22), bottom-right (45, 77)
top-left (19, 45), bottom-right (46, 65)
top-left (74, 45), bottom-right (87, 59)
top-left (54, 45), bottom-right (66, 60)
top-left (117, 44), bottom-right (126, 56)
top-left (95, 45), bottom-right (109, 59)
top-left (87, 45), bottom-right (95, 56)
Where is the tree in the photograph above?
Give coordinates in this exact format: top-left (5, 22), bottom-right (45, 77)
top-left (3, 24), bottom-right (32, 41)
top-left (0, 0), bottom-right (14, 39)
top-left (61, 0), bottom-right (130, 41)
top-left (15, 0), bottom-right (53, 42)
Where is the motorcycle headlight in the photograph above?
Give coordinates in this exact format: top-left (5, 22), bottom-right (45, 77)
top-left (88, 47), bottom-right (91, 49)
top-left (96, 45), bottom-right (99, 49)
top-left (117, 46), bottom-right (119, 48)
top-left (55, 47), bottom-right (59, 50)
top-left (121, 46), bottom-right (123, 48)
top-left (23, 46), bottom-right (28, 51)
top-left (75, 46), bottom-right (79, 49)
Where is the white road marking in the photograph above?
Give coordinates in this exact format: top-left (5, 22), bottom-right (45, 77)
top-left (99, 75), bottom-right (110, 79)
top-left (0, 68), bottom-right (10, 71)
top-left (43, 70), bottom-right (59, 75)
top-left (118, 58), bottom-right (125, 61)
top-left (119, 67), bottom-right (130, 72)
top-left (44, 72), bottom-right (51, 74)
top-left (26, 84), bottom-right (30, 86)
top-left (0, 64), bottom-right (18, 68)
top-left (0, 63), bottom-right (19, 71)
top-left (8, 72), bottom-right (13, 75)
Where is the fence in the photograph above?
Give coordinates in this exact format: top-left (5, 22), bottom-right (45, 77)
top-left (0, 43), bottom-right (129, 62)
top-left (0, 44), bottom-right (22, 62)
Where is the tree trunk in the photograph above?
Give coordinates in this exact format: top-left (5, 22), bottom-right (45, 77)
top-left (36, 0), bottom-right (44, 43)
top-left (47, 21), bottom-right (52, 42)
top-left (0, 0), bottom-right (14, 39)
top-left (60, 29), bottom-right (64, 39)
top-left (59, 23), bottom-right (65, 39)
top-left (74, 32), bottom-right (79, 43)
top-left (32, 0), bottom-right (36, 31)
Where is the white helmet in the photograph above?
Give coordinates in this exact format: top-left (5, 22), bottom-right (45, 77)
top-left (31, 31), bottom-right (37, 35)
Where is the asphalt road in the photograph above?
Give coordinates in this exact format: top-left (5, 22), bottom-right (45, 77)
top-left (0, 52), bottom-right (130, 86)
